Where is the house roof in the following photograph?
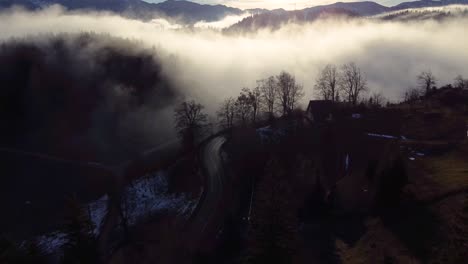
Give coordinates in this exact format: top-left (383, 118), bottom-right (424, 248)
top-left (306, 100), bottom-right (333, 115)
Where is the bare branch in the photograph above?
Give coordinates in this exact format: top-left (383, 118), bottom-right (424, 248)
top-left (174, 100), bottom-right (208, 147)
top-left (417, 70), bottom-right (437, 95)
top-left (258, 76), bottom-right (277, 116)
top-left (276, 71), bottom-right (304, 116)
top-left (217, 97), bottom-right (236, 129)
top-left (339, 62), bottom-right (367, 105)
top-left (314, 64), bottom-right (339, 102)
top-left (454, 75), bottom-right (468, 89)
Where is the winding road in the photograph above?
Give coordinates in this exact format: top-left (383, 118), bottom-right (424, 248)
top-left (98, 135), bottom-right (227, 260)
top-left (191, 136), bottom-right (227, 235)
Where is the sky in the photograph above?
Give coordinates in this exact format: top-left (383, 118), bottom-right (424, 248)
top-left (144, 0), bottom-right (415, 10)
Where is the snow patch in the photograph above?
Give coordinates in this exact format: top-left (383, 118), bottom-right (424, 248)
top-left (88, 194), bottom-right (108, 234)
top-left (121, 171), bottom-right (197, 225)
top-left (367, 133), bottom-right (399, 139)
top-left (35, 232), bottom-right (67, 255)
top-left (29, 170), bottom-right (197, 256)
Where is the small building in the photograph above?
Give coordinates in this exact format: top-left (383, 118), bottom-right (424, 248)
top-left (306, 100), bottom-right (334, 122)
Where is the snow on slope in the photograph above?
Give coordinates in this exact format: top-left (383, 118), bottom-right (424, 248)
top-left (33, 170), bottom-right (198, 256)
top-left (35, 231), bottom-right (67, 255)
top-left (88, 194), bottom-right (109, 234)
top-left (122, 171), bottom-right (198, 225)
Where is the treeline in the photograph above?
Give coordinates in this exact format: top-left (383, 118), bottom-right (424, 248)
top-left (403, 71), bottom-right (468, 103)
top-left (315, 64), bottom-right (468, 107)
top-left (217, 71), bottom-right (304, 128)
top-left (172, 63), bottom-right (370, 147)
top-left (173, 62), bottom-right (372, 147)
top-left (379, 8), bottom-right (468, 22)
top-left (314, 62), bottom-right (368, 105)
top-left (174, 71), bottom-right (305, 147)
top-left (224, 8), bottom-right (357, 33)
top-left (173, 63), bottom-right (468, 148)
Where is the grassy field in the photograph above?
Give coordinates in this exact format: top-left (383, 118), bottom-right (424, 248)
top-left (422, 143), bottom-right (468, 190)
top-left (336, 92), bottom-right (468, 264)
top-left (336, 146), bottom-right (468, 264)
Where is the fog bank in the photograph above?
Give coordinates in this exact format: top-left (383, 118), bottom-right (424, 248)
top-left (0, 33), bottom-right (178, 164)
top-left (1, 6), bottom-right (468, 111)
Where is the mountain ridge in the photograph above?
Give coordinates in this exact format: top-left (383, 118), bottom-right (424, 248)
top-left (1, 0), bottom-right (468, 24)
top-left (226, 0), bottom-right (468, 32)
top-left (0, 0), bottom-right (245, 23)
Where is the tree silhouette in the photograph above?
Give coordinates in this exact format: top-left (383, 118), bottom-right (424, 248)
top-left (368, 92), bottom-right (386, 108)
top-left (276, 71), bottom-right (304, 116)
top-left (339, 62), bottom-right (367, 105)
top-left (403, 87), bottom-right (421, 103)
top-left (247, 86), bottom-right (262, 123)
top-left (258, 76), bottom-right (277, 116)
top-left (418, 70), bottom-right (437, 95)
top-left (217, 97), bottom-right (236, 129)
top-left (454, 75), bottom-right (468, 89)
top-left (174, 100), bottom-right (208, 148)
top-left (235, 90), bottom-right (253, 126)
top-left (315, 64), bottom-right (339, 102)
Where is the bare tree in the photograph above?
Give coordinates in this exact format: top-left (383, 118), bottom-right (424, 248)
top-left (276, 71), bottom-right (294, 115)
top-left (417, 70), bottom-right (436, 95)
top-left (258, 76), bottom-right (277, 116)
top-left (314, 64), bottom-right (339, 102)
top-left (288, 82), bottom-right (304, 113)
top-left (248, 86), bottom-right (262, 123)
top-left (339, 62), bottom-right (367, 105)
top-left (238, 87), bottom-right (262, 124)
top-left (217, 97), bottom-right (236, 129)
top-left (235, 91), bottom-right (253, 126)
top-left (174, 100), bottom-right (208, 147)
top-left (368, 91), bottom-right (386, 108)
top-left (403, 87), bottom-right (421, 103)
top-left (276, 71), bottom-right (304, 116)
top-left (454, 75), bottom-right (468, 89)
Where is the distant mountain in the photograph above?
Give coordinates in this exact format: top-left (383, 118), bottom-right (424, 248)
top-left (225, 7), bottom-right (359, 33)
top-left (226, 0), bottom-right (468, 32)
top-left (0, 0), bottom-right (150, 12)
top-left (0, 0), bottom-right (244, 23)
top-left (391, 0), bottom-right (468, 10)
top-left (309, 1), bottom-right (390, 16)
top-left (379, 1), bottom-right (468, 21)
top-left (155, 0), bottom-right (243, 22)
top-left (225, 1), bottom-right (387, 33)
top-left (2, 0), bottom-right (468, 26)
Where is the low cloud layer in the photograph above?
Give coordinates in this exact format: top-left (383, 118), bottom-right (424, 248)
top-left (1, 7), bottom-right (468, 124)
top-left (194, 13), bottom-right (252, 28)
top-left (146, 0), bottom-right (403, 10)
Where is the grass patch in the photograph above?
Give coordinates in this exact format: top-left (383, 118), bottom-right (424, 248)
top-left (423, 153), bottom-right (468, 190)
